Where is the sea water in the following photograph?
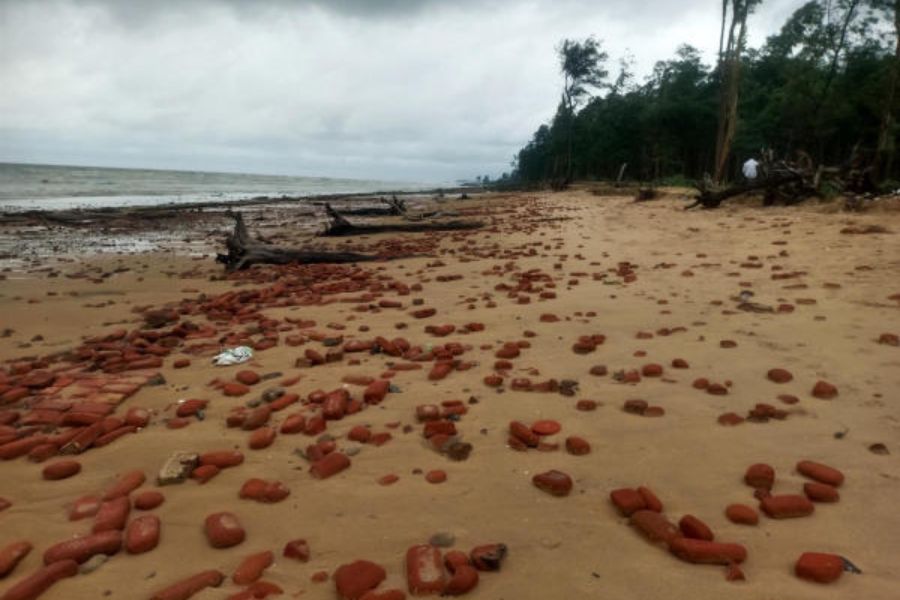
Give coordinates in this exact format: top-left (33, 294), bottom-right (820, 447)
top-left (0, 162), bottom-right (433, 211)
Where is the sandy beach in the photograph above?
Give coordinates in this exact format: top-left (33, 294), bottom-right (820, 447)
top-left (1, 189), bottom-right (899, 599)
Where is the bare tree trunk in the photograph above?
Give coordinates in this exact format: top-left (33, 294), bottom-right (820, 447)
top-left (714, 1), bottom-right (750, 183)
top-left (875, 0), bottom-right (900, 181)
top-left (215, 212), bottom-right (379, 271)
top-left (564, 86), bottom-right (575, 184)
top-left (714, 58), bottom-right (740, 182)
top-left (718, 0), bottom-right (728, 62)
top-left (814, 0), bottom-right (861, 117)
top-left (566, 109), bottom-right (574, 183)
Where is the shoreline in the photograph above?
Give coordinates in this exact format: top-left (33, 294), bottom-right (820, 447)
top-left (0, 189), bottom-right (489, 268)
top-left (0, 186), bottom-right (482, 214)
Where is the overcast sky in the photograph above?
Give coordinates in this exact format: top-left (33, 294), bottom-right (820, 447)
top-left (0, 0), bottom-right (807, 183)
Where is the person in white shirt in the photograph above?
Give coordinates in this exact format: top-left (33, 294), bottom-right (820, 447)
top-left (742, 157), bottom-right (760, 181)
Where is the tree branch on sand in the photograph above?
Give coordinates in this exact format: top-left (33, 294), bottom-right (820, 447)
top-left (317, 195), bottom-right (408, 217)
top-left (215, 212), bottom-right (378, 271)
top-left (320, 203), bottom-right (483, 237)
top-left (686, 149), bottom-right (880, 209)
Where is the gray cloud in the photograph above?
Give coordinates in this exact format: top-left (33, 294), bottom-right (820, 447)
top-left (0, 0), bottom-right (808, 182)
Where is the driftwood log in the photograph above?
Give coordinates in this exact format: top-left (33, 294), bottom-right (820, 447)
top-left (686, 170), bottom-right (807, 209)
top-left (317, 195), bottom-right (407, 217)
top-left (686, 148), bottom-right (880, 210)
top-left (215, 212), bottom-right (377, 271)
top-left (321, 203), bottom-right (482, 237)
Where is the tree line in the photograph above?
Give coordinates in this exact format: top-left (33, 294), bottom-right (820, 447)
top-left (510, 0), bottom-right (899, 188)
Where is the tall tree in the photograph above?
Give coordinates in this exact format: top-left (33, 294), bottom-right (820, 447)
top-left (557, 37), bottom-right (608, 182)
top-left (714, 0), bottom-right (762, 183)
top-left (874, 0), bottom-right (899, 179)
top-left (512, 0), bottom-right (897, 186)
top-left (815, 0), bottom-right (863, 114)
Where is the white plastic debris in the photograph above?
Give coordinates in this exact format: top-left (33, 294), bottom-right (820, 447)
top-left (212, 346), bottom-right (254, 366)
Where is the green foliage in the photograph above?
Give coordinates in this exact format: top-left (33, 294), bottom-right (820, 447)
top-left (512, 0), bottom-right (898, 184)
top-left (558, 37), bottom-right (610, 112)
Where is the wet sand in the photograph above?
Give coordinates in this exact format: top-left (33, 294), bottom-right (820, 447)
top-left (1, 189), bottom-right (899, 599)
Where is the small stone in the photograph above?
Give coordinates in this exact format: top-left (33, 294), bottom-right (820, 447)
top-left (334, 560), bottom-right (386, 600)
top-left (717, 412), bottom-right (744, 426)
top-left (558, 379), bottom-right (578, 396)
top-left (157, 452), bottom-right (199, 486)
top-left (877, 333), bottom-right (899, 346)
top-left (470, 544), bottom-right (507, 571)
top-left (707, 383), bottom-right (728, 395)
top-left (223, 382), bottom-right (250, 397)
top-left (610, 488), bottom-right (646, 516)
top-left (812, 380), bottom-right (838, 399)
top-left (795, 552), bottom-right (844, 584)
top-left (623, 399), bottom-right (648, 415)
top-left (641, 363), bottom-right (663, 377)
top-left (643, 406), bottom-right (665, 417)
top-left (767, 368), bottom-right (793, 383)
top-left (531, 420), bottom-right (561, 436)
top-left (796, 460), bottom-right (844, 487)
top-left (236, 370), bottom-right (261, 386)
top-left (146, 374), bottom-right (166, 386)
top-left (425, 470), bottom-right (447, 484)
top-left (744, 463), bottom-right (775, 490)
top-left (262, 387), bottom-right (285, 402)
top-left (444, 441), bottom-right (473, 461)
top-left (868, 443), bottom-right (889, 455)
top-left (804, 482), bottom-right (840, 503)
top-left (80, 553), bottom-right (109, 574)
top-left (565, 436), bottom-right (590, 456)
top-left (532, 470), bottom-right (573, 497)
top-left (429, 532), bottom-right (456, 547)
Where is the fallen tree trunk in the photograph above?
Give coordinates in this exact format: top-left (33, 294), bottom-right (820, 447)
top-left (403, 209), bottom-right (461, 221)
top-left (686, 149), bottom-right (882, 210)
top-left (321, 203), bottom-right (482, 237)
top-left (319, 195), bottom-right (407, 217)
top-left (686, 170), bottom-right (806, 209)
top-left (216, 212), bottom-right (378, 271)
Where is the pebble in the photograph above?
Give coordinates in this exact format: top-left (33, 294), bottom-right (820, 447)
top-left (425, 470), bottom-right (447, 484)
top-left (429, 532), bottom-right (456, 547)
top-left (795, 552), bottom-right (844, 584)
top-left (531, 420), bottom-right (561, 436)
top-left (767, 368), bottom-right (793, 383)
top-left (725, 504), bottom-right (758, 525)
top-left (532, 470), bottom-right (573, 497)
top-left (811, 380), bottom-right (838, 399)
top-left (79, 553), bottom-right (109, 574)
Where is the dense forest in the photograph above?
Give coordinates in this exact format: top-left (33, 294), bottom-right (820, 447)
top-left (510, 0), bottom-right (899, 188)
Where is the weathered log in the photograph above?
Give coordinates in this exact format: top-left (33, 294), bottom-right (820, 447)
top-left (322, 195), bottom-right (407, 217)
top-left (686, 149), bottom-right (883, 210)
top-left (403, 209), bottom-right (461, 221)
top-left (321, 203), bottom-right (482, 237)
top-left (686, 170), bottom-right (807, 209)
top-left (216, 212), bottom-right (378, 271)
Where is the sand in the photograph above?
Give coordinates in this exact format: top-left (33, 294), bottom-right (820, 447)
top-left (1, 189), bottom-right (899, 599)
